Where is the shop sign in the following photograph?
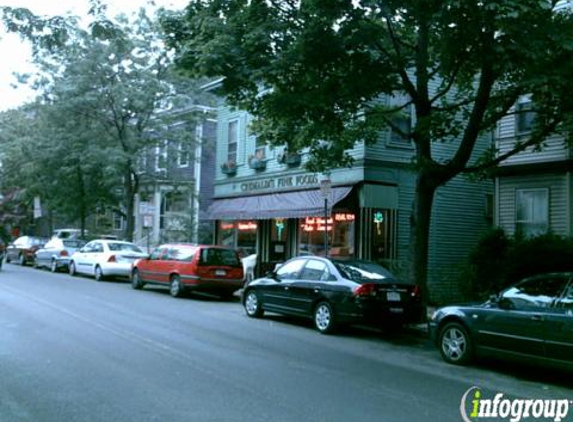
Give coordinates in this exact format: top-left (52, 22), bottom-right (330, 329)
top-left (302, 217), bottom-right (333, 232)
top-left (240, 174), bottom-right (319, 193)
top-left (238, 222), bottom-right (258, 231)
top-left (334, 213), bottom-right (355, 222)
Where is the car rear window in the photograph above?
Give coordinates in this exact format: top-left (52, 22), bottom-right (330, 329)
top-left (199, 248), bottom-right (240, 267)
top-left (333, 260), bottom-right (397, 283)
top-left (63, 240), bottom-right (85, 248)
top-left (107, 242), bottom-right (143, 253)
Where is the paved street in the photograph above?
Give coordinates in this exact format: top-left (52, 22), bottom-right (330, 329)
top-left (0, 264), bottom-right (571, 422)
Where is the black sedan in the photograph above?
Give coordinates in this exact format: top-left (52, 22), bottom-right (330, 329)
top-left (429, 272), bottom-right (573, 370)
top-left (242, 256), bottom-right (423, 334)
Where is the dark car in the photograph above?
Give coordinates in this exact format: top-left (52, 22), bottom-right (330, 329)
top-left (242, 256), bottom-right (423, 334)
top-left (34, 237), bottom-right (87, 272)
top-left (0, 238), bottom-right (5, 270)
top-left (131, 244), bottom-right (244, 299)
top-left (429, 272), bottom-right (573, 370)
top-left (5, 236), bottom-right (47, 266)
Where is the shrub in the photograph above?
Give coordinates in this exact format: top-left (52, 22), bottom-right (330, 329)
top-left (459, 229), bottom-right (573, 301)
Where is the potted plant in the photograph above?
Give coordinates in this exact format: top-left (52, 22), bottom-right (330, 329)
top-left (248, 149), bottom-right (267, 171)
top-left (220, 160), bottom-right (237, 176)
top-left (277, 149), bottom-right (301, 167)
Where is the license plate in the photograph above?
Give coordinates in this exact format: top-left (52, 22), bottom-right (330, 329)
top-left (387, 292), bottom-right (401, 302)
top-left (215, 269), bottom-right (227, 276)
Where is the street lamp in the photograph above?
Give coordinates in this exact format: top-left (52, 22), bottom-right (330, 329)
top-left (319, 176), bottom-right (331, 257)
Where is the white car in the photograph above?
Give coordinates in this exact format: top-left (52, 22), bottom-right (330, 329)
top-left (241, 254), bottom-right (257, 283)
top-left (68, 239), bottom-right (147, 281)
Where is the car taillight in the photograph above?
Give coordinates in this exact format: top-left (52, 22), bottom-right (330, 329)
top-left (410, 285), bottom-right (421, 298)
top-left (353, 283), bottom-right (377, 297)
top-left (107, 255), bottom-right (116, 263)
top-left (60, 250), bottom-right (69, 257)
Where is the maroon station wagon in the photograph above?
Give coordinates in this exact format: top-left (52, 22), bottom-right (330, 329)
top-left (131, 244), bottom-right (244, 299)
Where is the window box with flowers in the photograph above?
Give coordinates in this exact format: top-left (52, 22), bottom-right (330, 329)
top-left (277, 149), bottom-right (302, 167)
top-left (221, 160), bottom-right (237, 176)
top-left (248, 148), bottom-right (267, 171)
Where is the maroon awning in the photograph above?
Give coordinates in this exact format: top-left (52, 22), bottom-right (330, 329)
top-left (206, 187), bottom-right (353, 220)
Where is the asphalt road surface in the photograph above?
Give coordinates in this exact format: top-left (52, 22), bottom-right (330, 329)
top-left (0, 264), bottom-right (571, 422)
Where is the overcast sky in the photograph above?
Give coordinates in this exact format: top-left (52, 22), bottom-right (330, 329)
top-left (0, 0), bottom-right (189, 111)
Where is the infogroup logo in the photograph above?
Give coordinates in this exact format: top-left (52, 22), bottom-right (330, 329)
top-left (460, 387), bottom-right (571, 422)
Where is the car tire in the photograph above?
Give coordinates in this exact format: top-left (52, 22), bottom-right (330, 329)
top-left (169, 275), bottom-right (184, 298)
top-left (18, 254), bottom-right (26, 266)
top-left (438, 322), bottom-right (474, 365)
top-left (314, 301), bottom-right (336, 334)
top-left (94, 265), bottom-right (105, 282)
top-left (131, 269), bottom-right (144, 290)
top-left (50, 259), bottom-right (58, 273)
top-left (244, 290), bottom-right (264, 318)
top-left (69, 261), bottom-right (77, 276)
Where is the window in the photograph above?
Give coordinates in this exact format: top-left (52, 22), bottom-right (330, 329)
top-left (300, 259), bottom-right (331, 281)
top-left (199, 248), bottom-right (241, 267)
top-left (216, 220), bottom-right (257, 256)
top-left (107, 243), bottom-right (143, 253)
top-left (177, 141), bottom-right (190, 167)
top-left (299, 213), bottom-right (355, 257)
top-left (155, 140), bottom-right (168, 172)
top-left (388, 93), bottom-right (412, 145)
top-left (276, 259), bottom-right (306, 281)
top-left (168, 246), bottom-right (197, 262)
top-left (556, 283), bottom-right (573, 310)
top-left (227, 120), bottom-right (238, 163)
top-left (113, 212), bottom-right (124, 231)
top-left (502, 276), bottom-right (569, 310)
top-left (516, 101), bottom-right (536, 134)
top-left (516, 189), bottom-right (549, 237)
top-left (149, 247), bottom-right (166, 260)
top-left (371, 209), bottom-right (396, 260)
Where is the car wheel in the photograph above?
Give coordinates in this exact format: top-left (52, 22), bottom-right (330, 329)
top-left (18, 254), bottom-right (26, 266)
top-left (131, 269), bottom-right (144, 290)
top-left (314, 301), bottom-right (336, 334)
top-left (169, 275), bottom-right (184, 298)
top-left (244, 290), bottom-right (264, 318)
top-left (439, 322), bottom-right (474, 365)
top-left (50, 259), bottom-right (58, 273)
top-left (69, 261), bottom-right (77, 276)
top-left (94, 265), bottom-right (105, 282)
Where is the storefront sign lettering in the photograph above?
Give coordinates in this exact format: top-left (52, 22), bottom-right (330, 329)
top-left (240, 174), bottom-right (319, 193)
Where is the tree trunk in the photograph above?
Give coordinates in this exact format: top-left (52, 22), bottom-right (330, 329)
top-left (76, 165), bottom-right (87, 238)
top-left (122, 162), bottom-right (140, 243)
top-left (409, 170), bottom-right (440, 320)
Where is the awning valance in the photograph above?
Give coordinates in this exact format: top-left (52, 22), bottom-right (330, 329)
top-left (206, 186), bottom-right (353, 220)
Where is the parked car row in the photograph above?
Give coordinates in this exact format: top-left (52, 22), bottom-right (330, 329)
top-left (3, 238), bottom-right (572, 372)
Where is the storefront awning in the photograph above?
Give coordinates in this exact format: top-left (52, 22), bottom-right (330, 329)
top-left (206, 186), bottom-right (353, 220)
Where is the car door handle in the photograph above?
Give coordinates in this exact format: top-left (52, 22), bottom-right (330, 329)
top-left (284, 286), bottom-right (289, 290)
top-left (530, 315), bottom-right (544, 322)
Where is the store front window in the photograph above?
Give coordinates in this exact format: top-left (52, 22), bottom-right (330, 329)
top-left (371, 209), bottom-right (395, 260)
top-left (217, 220), bottom-right (258, 257)
top-left (298, 212), bottom-right (355, 257)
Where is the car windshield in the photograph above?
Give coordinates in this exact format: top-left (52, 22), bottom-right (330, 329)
top-left (333, 260), bottom-right (397, 283)
top-left (199, 248), bottom-right (240, 266)
top-left (107, 242), bottom-right (143, 253)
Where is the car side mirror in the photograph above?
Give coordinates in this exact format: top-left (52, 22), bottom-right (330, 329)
top-left (498, 297), bottom-right (515, 310)
top-left (266, 271), bottom-right (278, 280)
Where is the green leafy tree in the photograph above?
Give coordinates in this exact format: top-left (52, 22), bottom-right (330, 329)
top-left (162, 0), bottom-right (573, 307)
top-left (1, 2), bottom-right (208, 241)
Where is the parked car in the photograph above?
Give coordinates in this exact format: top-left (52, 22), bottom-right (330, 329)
top-left (68, 239), bottom-right (147, 281)
top-left (34, 238), bottom-right (86, 272)
top-left (5, 236), bottom-right (47, 266)
top-left (131, 244), bottom-right (244, 299)
top-left (0, 238), bottom-right (5, 270)
top-left (429, 272), bottom-right (573, 370)
top-left (242, 256), bottom-right (423, 334)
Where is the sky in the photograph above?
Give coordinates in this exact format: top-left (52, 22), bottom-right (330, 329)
top-left (0, 0), bottom-right (189, 111)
